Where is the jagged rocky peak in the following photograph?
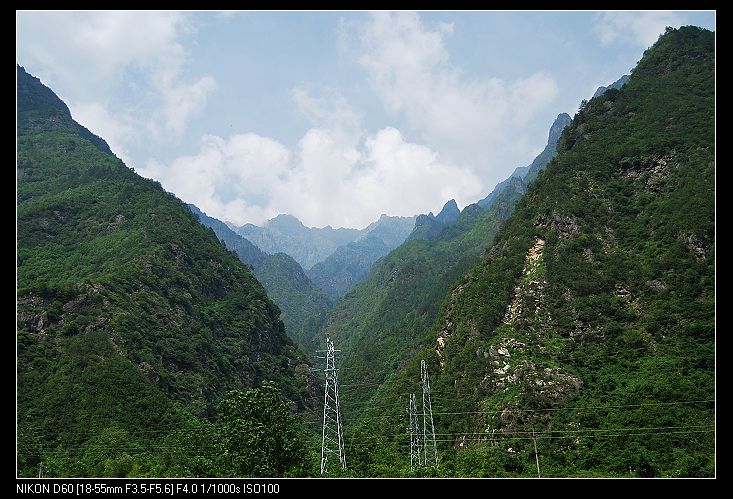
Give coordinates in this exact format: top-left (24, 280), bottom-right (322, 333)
top-left (436, 199), bottom-right (460, 225)
top-left (478, 112), bottom-right (571, 211)
top-left (266, 213), bottom-right (306, 232)
top-left (17, 65), bottom-right (71, 117)
top-left (549, 113), bottom-right (572, 145)
top-left (592, 74), bottom-right (631, 99)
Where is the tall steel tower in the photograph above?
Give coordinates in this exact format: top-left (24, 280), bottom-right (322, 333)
top-left (320, 337), bottom-right (346, 474)
top-left (421, 359), bottom-right (438, 468)
top-left (407, 392), bottom-right (422, 470)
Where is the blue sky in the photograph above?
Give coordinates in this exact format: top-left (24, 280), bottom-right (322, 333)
top-left (17, 11), bottom-right (715, 228)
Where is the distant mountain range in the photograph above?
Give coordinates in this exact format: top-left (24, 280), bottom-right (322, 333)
top-left (232, 215), bottom-right (361, 270)
top-left (227, 211), bottom-right (416, 302)
top-left (307, 214), bottom-right (417, 301)
top-left (192, 205), bottom-right (419, 336)
top-left (188, 205), bottom-right (333, 351)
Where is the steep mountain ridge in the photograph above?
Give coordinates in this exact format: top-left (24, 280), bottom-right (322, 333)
top-left (592, 74), bottom-right (631, 99)
top-left (361, 27), bottom-right (715, 477)
top-left (16, 65), bottom-right (316, 476)
top-left (479, 113), bottom-right (571, 210)
top-left (189, 204), bottom-right (332, 351)
top-left (409, 199), bottom-right (463, 241)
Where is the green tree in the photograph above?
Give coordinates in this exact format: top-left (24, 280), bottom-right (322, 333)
top-left (216, 383), bottom-right (311, 477)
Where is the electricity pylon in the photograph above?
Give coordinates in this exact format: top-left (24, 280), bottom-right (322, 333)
top-left (421, 359), bottom-right (438, 468)
top-left (320, 337), bottom-right (346, 474)
top-left (407, 393), bottom-right (421, 470)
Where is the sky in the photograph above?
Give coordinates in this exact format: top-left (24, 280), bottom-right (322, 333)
top-left (16, 10), bottom-right (715, 229)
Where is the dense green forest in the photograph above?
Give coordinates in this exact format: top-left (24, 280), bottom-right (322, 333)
top-left (189, 204), bottom-right (333, 352)
top-left (337, 26), bottom-right (715, 477)
top-left (16, 65), bottom-right (318, 477)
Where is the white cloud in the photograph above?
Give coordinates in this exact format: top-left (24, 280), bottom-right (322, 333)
top-left (17, 11), bottom-right (215, 156)
top-left (141, 89), bottom-right (482, 229)
top-left (140, 12), bottom-right (555, 228)
top-left (291, 86), bottom-right (363, 143)
top-left (71, 102), bottom-right (137, 163)
top-left (141, 133), bottom-right (291, 225)
top-left (593, 11), bottom-right (682, 48)
top-left (352, 11), bottom-right (558, 175)
top-left (155, 74), bottom-right (218, 137)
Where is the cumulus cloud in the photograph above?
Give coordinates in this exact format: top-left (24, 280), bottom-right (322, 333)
top-left (140, 11), bottom-right (559, 228)
top-left (593, 11), bottom-right (683, 48)
top-left (352, 11), bottom-right (559, 173)
top-left (291, 86), bottom-right (363, 143)
top-left (142, 133), bottom-right (291, 225)
top-left (152, 74), bottom-right (218, 137)
top-left (19, 11), bottom-right (559, 229)
top-left (140, 89), bottom-right (482, 229)
top-left (72, 102), bottom-right (137, 162)
top-left (17, 11), bottom-right (216, 158)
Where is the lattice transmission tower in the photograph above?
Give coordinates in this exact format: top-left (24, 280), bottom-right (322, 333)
top-left (407, 392), bottom-right (422, 470)
top-left (421, 359), bottom-right (438, 468)
top-left (319, 337), bottom-right (346, 474)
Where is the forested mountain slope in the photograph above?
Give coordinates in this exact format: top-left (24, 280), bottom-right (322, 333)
top-left (358, 27), bottom-right (715, 478)
top-left (17, 65), bottom-right (316, 476)
top-left (189, 205), bottom-right (332, 351)
top-left (318, 107), bottom-right (572, 420)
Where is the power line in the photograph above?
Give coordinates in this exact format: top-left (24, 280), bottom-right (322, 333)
top-left (26, 425), bottom-right (714, 454)
top-left (299, 398), bottom-right (715, 424)
top-left (334, 338), bottom-right (714, 392)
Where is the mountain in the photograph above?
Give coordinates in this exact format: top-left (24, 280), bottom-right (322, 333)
top-left (479, 113), bottom-right (571, 210)
top-left (409, 199), bottom-right (462, 241)
top-left (318, 112), bottom-right (571, 420)
top-left (435, 199), bottom-right (460, 225)
top-left (187, 204), bottom-right (268, 269)
top-left (307, 214), bottom-right (417, 301)
top-left (18, 68), bottom-right (114, 157)
top-left (234, 214), bottom-right (361, 270)
top-left (362, 27), bottom-right (714, 477)
top-left (358, 213), bottom-right (418, 248)
top-left (592, 73), bottom-right (631, 99)
top-left (189, 204), bottom-right (332, 351)
top-left (16, 66), bottom-right (317, 476)
top-left (319, 180), bottom-right (527, 419)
